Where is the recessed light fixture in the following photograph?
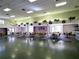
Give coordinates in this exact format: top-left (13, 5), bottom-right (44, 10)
top-left (3, 8), bottom-right (11, 12)
top-left (10, 15), bottom-right (15, 18)
top-left (28, 0), bottom-right (37, 2)
top-left (27, 11), bottom-right (33, 13)
top-left (56, 1), bottom-right (67, 7)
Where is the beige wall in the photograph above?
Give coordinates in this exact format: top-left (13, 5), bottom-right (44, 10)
top-left (8, 9), bottom-right (79, 24)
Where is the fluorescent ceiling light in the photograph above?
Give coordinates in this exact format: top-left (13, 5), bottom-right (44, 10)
top-left (3, 8), bottom-right (11, 12)
top-left (28, 0), bottom-right (37, 2)
top-left (56, 1), bottom-right (67, 7)
top-left (27, 11), bottom-right (33, 13)
top-left (10, 15), bottom-right (15, 18)
top-left (31, 6), bottom-right (43, 11)
top-left (34, 8), bottom-right (42, 11)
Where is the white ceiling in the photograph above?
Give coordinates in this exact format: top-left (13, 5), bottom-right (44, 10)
top-left (0, 0), bottom-right (79, 19)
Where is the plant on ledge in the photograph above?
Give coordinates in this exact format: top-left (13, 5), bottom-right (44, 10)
top-left (62, 20), bottom-right (66, 23)
top-left (49, 21), bottom-right (53, 24)
top-left (38, 23), bottom-right (41, 25)
top-left (24, 24), bottom-right (26, 26)
top-left (18, 25), bottom-right (20, 27)
top-left (30, 23), bottom-right (33, 26)
top-left (34, 21), bottom-right (38, 23)
top-left (21, 23), bottom-right (23, 25)
top-left (26, 23), bottom-right (29, 25)
top-left (42, 20), bottom-right (47, 23)
top-left (68, 16), bottom-right (76, 22)
top-left (54, 19), bottom-right (59, 22)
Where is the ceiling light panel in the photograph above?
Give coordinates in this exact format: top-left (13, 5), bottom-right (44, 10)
top-left (3, 8), bottom-right (11, 12)
top-left (30, 6), bottom-right (43, 11)
top-left (56, 1), bottom-right (67, 7)
top-left (26, 11), bottom-right (33, 13)
top-left (28, 0), bottom-right (37, 2)
top-left (10, 15), bottom-right (15, 18)
top-left (23, 0), bottom-right (52, 13)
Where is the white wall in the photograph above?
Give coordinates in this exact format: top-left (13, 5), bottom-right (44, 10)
top-left (0, 20), bottom-right (76, 34)
top-left (0, 20), bottom-right (12, 28)
top-left (63, 23), bottom-right (75, 33)
top-left (49, 24), bottom-right (63, 33)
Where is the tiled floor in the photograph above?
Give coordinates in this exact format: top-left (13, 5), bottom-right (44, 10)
top-left (0, 36), bottom-right (79, 59)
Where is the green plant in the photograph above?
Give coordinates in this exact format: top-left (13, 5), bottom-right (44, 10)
top-left (54, 19), bottom-right (59, 22)
top-left (49, 21), bottom-right (53, 24)
top-left (30, 23), bottom-right (33, 25)
top-left (69, 17), bottom-right (76, 21)
top-left (21, 23), bottom-right (23, 25)
top-left (62, 20), bottom-right (66, 23)
top-left (38, 23), bottom-right (41, 25)
top-left (34, 21), bottom-right (38, 23)
top-left (43, 20), bottom-right (47, 23)
top-left (26, 23), bottom-right (29, 24)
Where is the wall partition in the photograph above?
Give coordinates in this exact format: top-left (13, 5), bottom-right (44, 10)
top-left (8, 27), bottom-right (15, 35)
top-left (14, 24), bottom-right (27, 33)
top-left (49, 24), bottom-right (63, 34)
top-left (10, 24), bottom-right (63, 34)
top-left (34, 26), bottom-right (48, 33)
top-left (29, 25), bottom-right (33, 33)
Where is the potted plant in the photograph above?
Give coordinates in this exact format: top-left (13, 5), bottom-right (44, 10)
top-left (21, 23), bottom-right (23, 25)
top-left (18, 25), bottom-right (20, 27)
top-left (24, 24), bottom-right (26, 26)
top-left (34, 21), bottom-right (38, 23)
top-left (62, 20), bottom-right (66, 23)
top-left (30, 23), bottom-right (33, 26)
top-left (38, 23), bottom-right (41, 25)
top-left (49, 21), bottom-right (53, 24)
top-left (54, 19), bottom-right (59, 22)
top-left (69, 16), bottom-right (76, 22)
top-left (26, 23), bottom-right (29, 25)
top-left (42, 20), bottom-right (47, 23)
